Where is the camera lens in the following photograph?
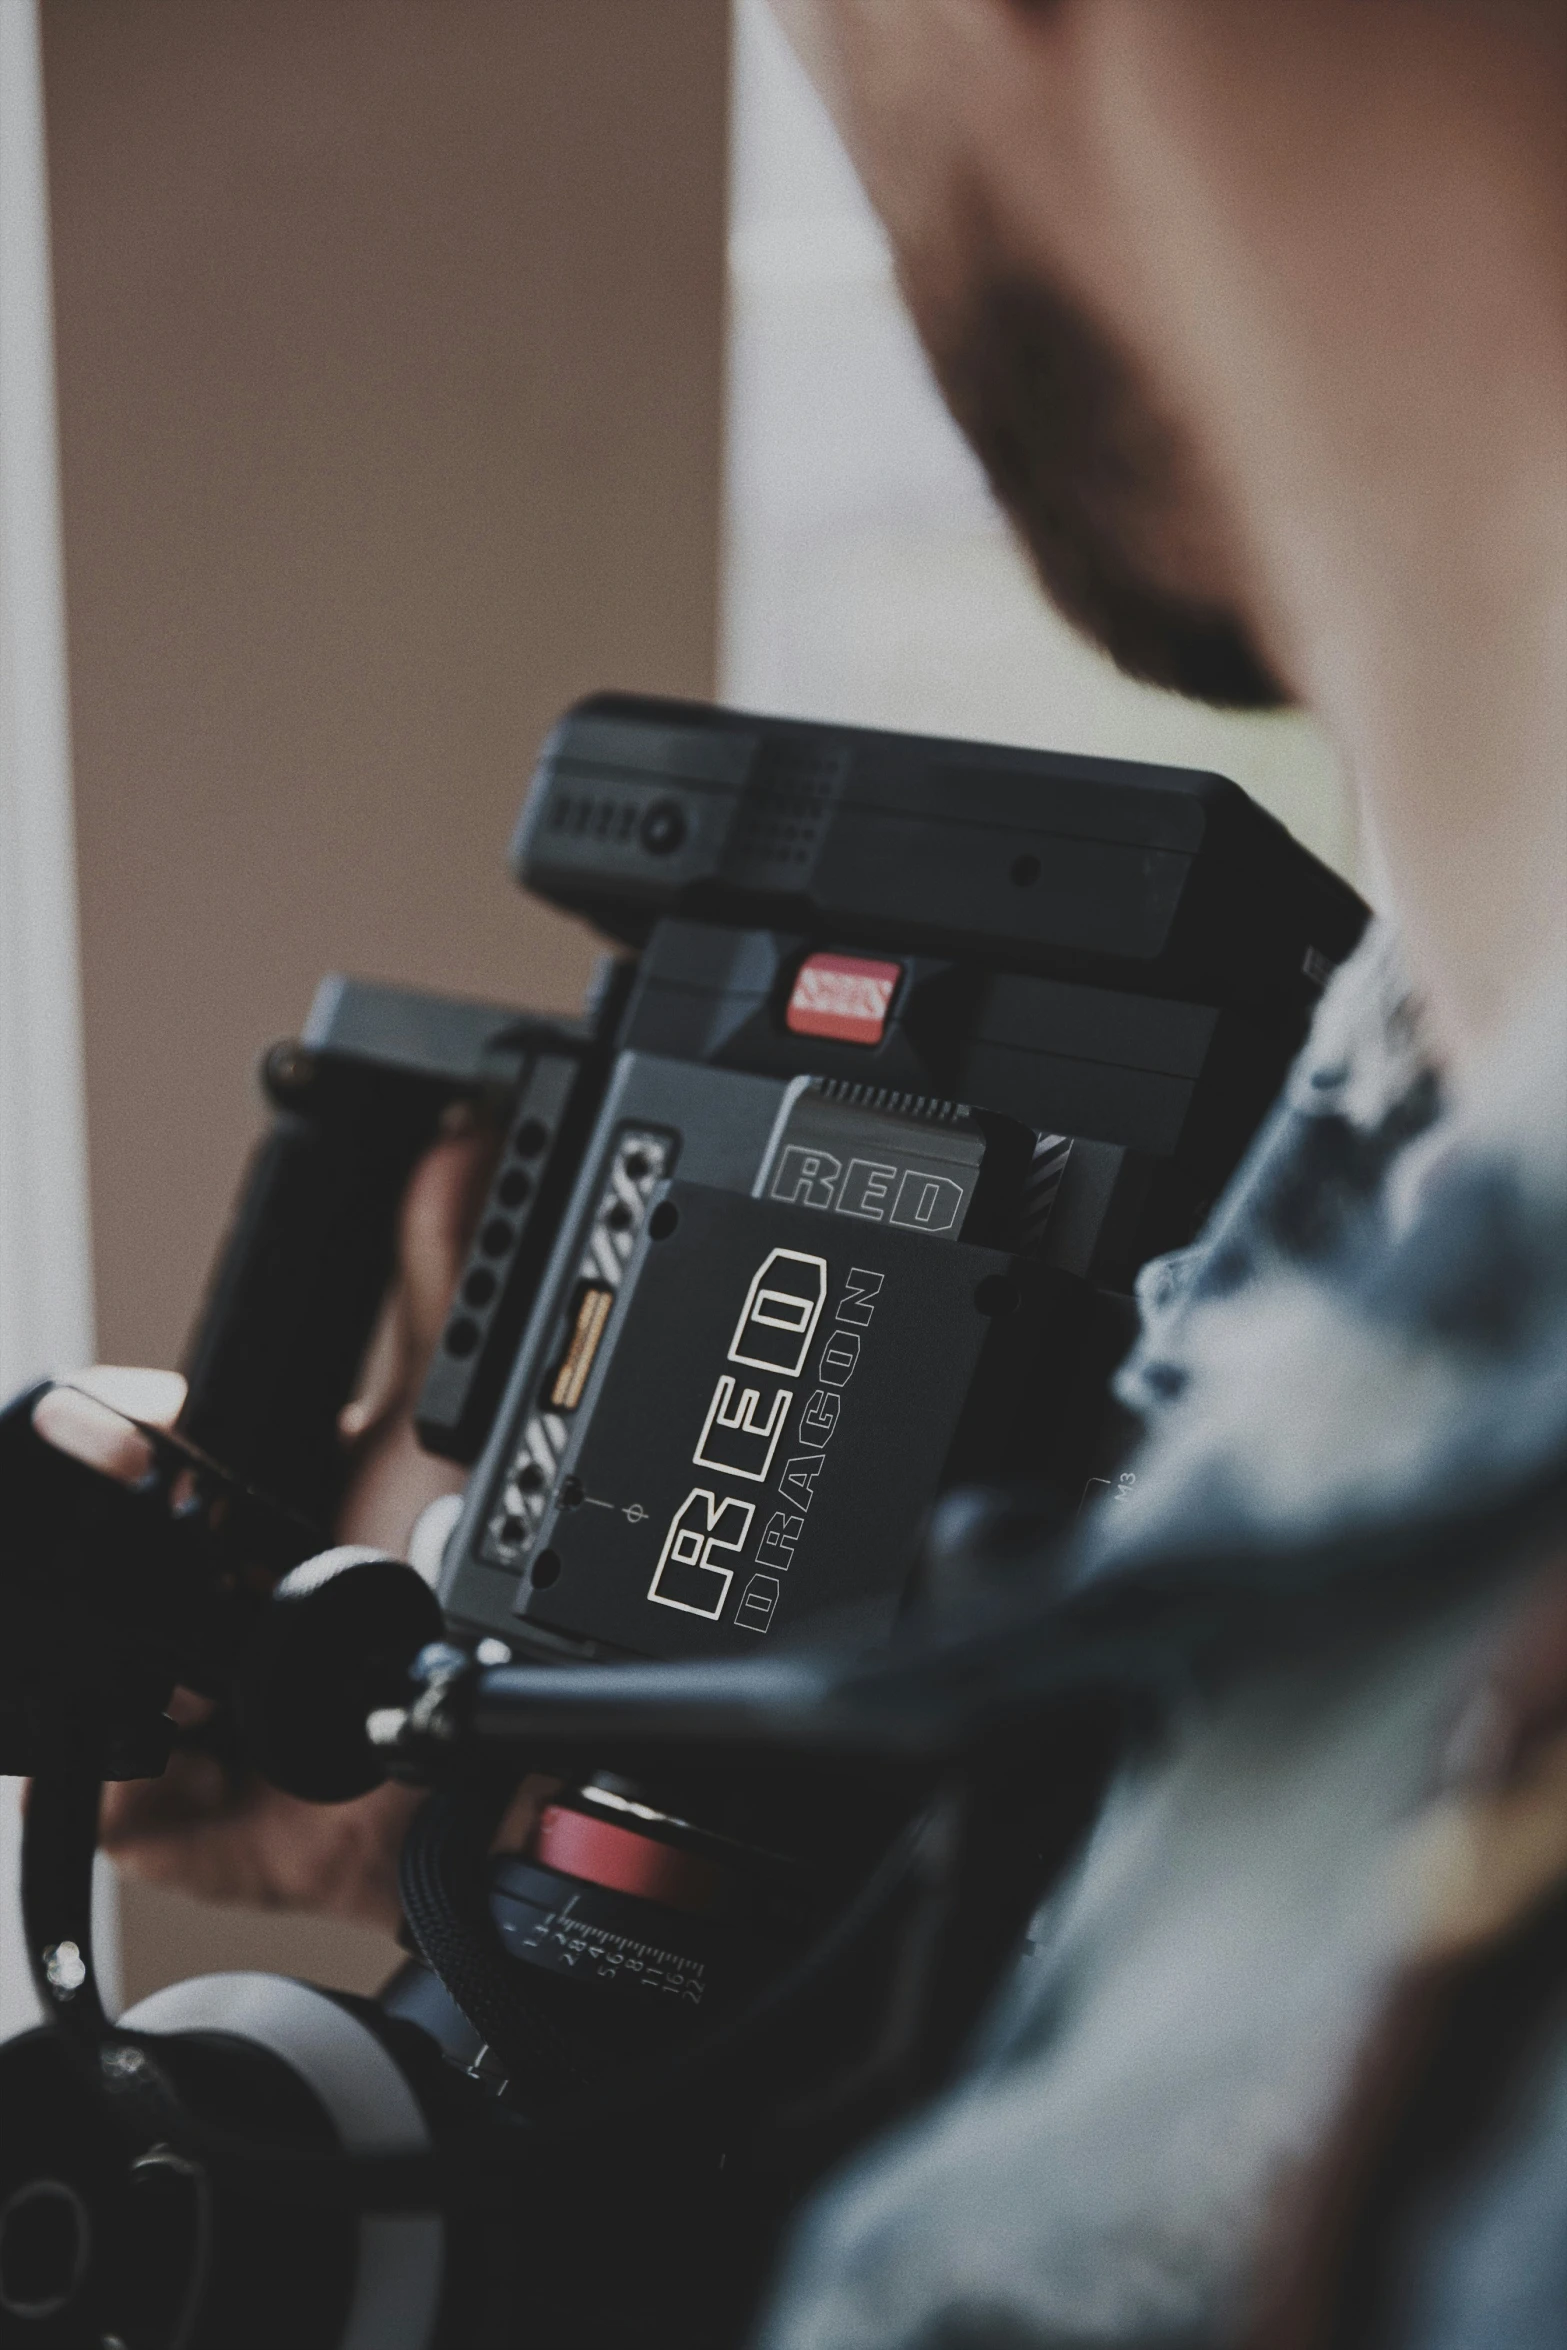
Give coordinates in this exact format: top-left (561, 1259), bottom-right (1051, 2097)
top-left (639, 800), bottom-right (688, 857)
top-left (463, 1267), bottom-right (498, 1308)
top-left (531, 1550), bottom-right (562, 1589)
top-left (648, 1201), bottom-right (680, 1242)
top-left (497, 1168), bottom-right (532, 1210)
top-left (444, 1317), bottom-right (481, 1358)
top-left (513, 1118), bottom-right (549, 1159)
top-left (479, 1218), bottom-right (515, 1258)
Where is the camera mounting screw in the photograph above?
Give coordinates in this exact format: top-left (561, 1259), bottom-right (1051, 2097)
top-left (367, 1640), bottom-right (476, 1782)
top-left (262, 1041), bottom-right (317, 1102)
top-left (100, 2045), bottom-right (153, 2086)
top-left (41, 1941), bottom-right (86, 1998)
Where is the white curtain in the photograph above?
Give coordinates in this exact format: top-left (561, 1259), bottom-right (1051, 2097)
top-left (0, 0), bottom-right (112, 2033)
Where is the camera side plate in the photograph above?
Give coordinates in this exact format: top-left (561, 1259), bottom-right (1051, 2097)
top-left (512, 1181), bottom-right (1022, 1660)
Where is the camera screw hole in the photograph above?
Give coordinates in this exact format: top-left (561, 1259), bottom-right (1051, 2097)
top-left (639, 800), bottom-right (688, 857)
top-left (974, 1275), bottom-right (1023, 1317)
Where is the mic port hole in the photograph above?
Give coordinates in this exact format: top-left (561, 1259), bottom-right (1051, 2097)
top-left (0, 2180), bottom-right (91, 2320)
top-left (639, 800), bottom-right (688, 856)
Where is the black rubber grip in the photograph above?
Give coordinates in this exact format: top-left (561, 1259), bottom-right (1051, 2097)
top-left (178, 1051), bottom-right (460, 1528)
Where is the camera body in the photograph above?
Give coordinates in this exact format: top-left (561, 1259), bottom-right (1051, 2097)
top-left (188, 692), bottom-right (1361, 1668)
top-left (0, 696), bottom-right (1365, 2350)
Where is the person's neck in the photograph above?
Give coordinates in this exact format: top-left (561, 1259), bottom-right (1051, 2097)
top-left (1266, 356), bottom-right (1567, 1081)
top-left (1218, 227), bottom-right (1567, 1078)
top-left (1091, 5), bottom-right (1567, 1081)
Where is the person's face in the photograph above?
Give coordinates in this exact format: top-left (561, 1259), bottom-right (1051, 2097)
top-left (769, 0), bottom-right (1288, 708)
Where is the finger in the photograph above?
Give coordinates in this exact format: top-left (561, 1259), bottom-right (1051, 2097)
top-left (166, 1687), bottom-right (217, 1729)
top-left (32, 1368), bottom-right (188, 1487)
top-left (338, 1130), bottom-right (494, 1443)
top-left (104, 1774), bottom-right (422, 1929)
top-left (253, 1779), bottom-right (423, 1923)
top-left (399, 1128), bottom-right (496, 1360)
top-left (100, 1749), bottom-right (234, 1847)
top-left (337, 1290), bottom-right (407, 1443)
top-left (32, 1388), bottom-right (153, 1483)
top-left (492, 1773), bottom-right (561, 1855)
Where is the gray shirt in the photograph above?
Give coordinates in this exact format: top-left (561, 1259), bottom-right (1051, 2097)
top-left (764, 925), bottom-right (1567, 2350)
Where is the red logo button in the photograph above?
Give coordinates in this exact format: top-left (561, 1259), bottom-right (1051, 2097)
top-left (786, 952), bottom-right (902, 1046)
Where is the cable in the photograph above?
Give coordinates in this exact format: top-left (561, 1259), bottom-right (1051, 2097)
top-left (397, 1778), bottom-right (596, 2097)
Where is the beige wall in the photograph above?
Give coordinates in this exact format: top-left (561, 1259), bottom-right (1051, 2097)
top-left (44, 0), bottom-right (730, 2004)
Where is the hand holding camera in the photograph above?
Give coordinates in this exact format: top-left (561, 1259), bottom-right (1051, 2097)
top-left (31, 1127), bottom-right (493, 1925)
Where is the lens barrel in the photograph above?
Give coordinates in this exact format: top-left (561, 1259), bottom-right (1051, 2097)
top-left (0, 1977), bottom-right (441, 2350)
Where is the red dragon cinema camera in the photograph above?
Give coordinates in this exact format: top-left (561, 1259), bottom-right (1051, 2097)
top-left (186, 693), bottom-right (1362, 1662)
top-left (0, 696), bottom-right (1365, 2350)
